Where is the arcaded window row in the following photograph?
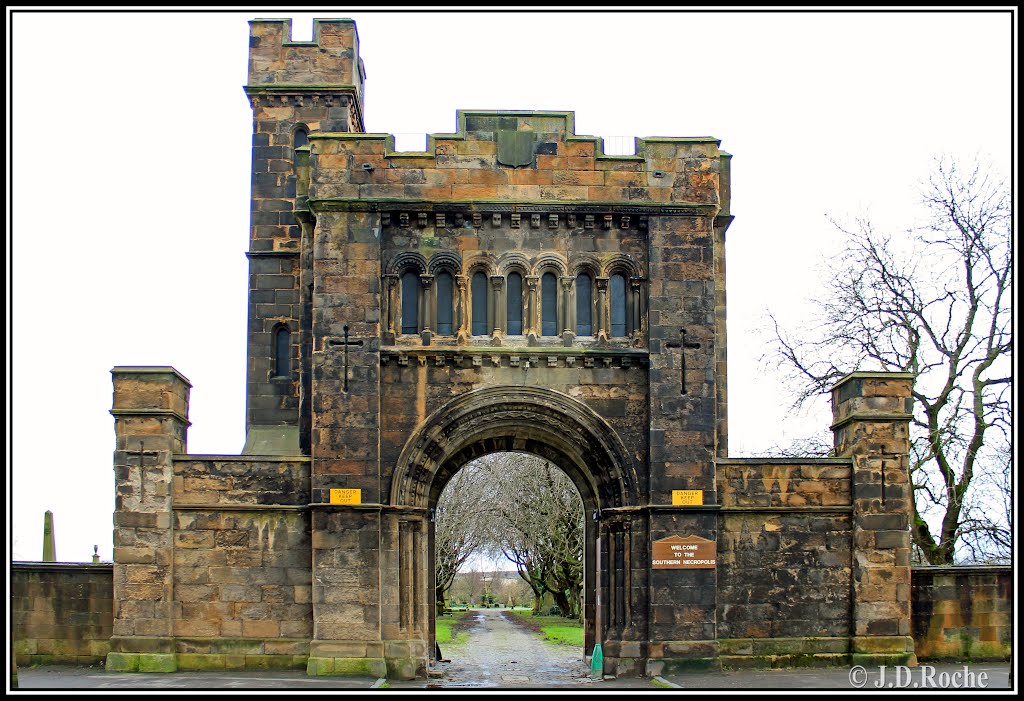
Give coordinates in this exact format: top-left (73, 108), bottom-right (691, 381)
top-left (383, 257), bottom-right (645, 341)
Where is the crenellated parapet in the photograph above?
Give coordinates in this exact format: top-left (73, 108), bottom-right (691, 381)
top-left (247, 18), bottom-right (365, 129)
top-left (306, 111), bottom-right (728, 210)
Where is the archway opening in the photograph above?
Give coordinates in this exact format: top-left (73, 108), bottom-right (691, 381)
top-left (432, 450), bottom-right (590, 679)
top-left (389, 385), bottom-right (638, 678)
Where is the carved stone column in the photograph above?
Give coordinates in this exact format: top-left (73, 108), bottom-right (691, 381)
top-left (455, 274), bottom-right (468, 344)
top-left (631, 276), bottom-right (647, 343)
top-left (525, 275), bottom-right (540, 345)
top-left (596, 276), bottom-right (609, 342)
top-left (629, 276), bottom-right (642, 340)
top-left (490, 275), bottom-right (505, 344)
top-left (382, 274), bottom-right (399, 343)
top-left (419, 274), bottom-right (433, 346)
top-left (560, 276), bottom-right (575, 346)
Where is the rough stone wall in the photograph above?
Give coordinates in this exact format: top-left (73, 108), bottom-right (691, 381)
top-left (716, 459), bottom-right (854, 664)
top-left (911, 566), bottom-right (1013, 660)
top-left (169, 456), bottom-right (313, 669)
top-left (11, 563), bottom-right (114, 666)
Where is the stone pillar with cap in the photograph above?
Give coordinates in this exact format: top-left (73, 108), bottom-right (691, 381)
top-left (831, 371), bottom-right (917, 666)
top-left (106, 366), bottom-right (191, 673)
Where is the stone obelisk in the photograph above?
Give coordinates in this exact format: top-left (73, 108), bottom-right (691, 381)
top-left (42, 510), bottom-right (55, 562)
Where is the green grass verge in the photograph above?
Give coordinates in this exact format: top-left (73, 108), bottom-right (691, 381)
top-left (506, 610), bottom-right (584, 647)
top-left (435, 610), bottom-right (471, 646)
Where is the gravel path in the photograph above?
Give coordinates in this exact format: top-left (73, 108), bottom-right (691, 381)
top-left (431, 609), bottom-right (594, 688)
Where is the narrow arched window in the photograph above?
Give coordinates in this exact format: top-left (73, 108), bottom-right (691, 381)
top-left (437, 271), bottom-right (454, 335)
top-left (471, 271), bottom-right (489, 336)
top-left (294, 128), bottom-right (308, 149)
top-left (274, 326), bottom-right (291, 378)
top-left (507, 272), bottom-right (523, 335)
top-left (401, 271), bottom-right (419, 334)
top-left (576, 273), bottom-right (593, 336)
top-left (610, 273), bottom-right (627, 336)
top-left (541, 272), bottom-right (557, 337)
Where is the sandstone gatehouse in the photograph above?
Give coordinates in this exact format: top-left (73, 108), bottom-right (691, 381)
top-left (106, 18), bottom-right (917, 678)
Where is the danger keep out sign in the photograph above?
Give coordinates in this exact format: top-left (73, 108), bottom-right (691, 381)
top-left (652, 535), bottom-right (716, 569)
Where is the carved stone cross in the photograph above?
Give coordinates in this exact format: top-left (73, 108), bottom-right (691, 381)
top-left (125, 441), bottom-right (159, 468)
top-left (329, 325), bottom-right (365, 392)
top-left (125, 441), bottom-right (160, 503)
top-left (665, 328), bottom-right (701, 395)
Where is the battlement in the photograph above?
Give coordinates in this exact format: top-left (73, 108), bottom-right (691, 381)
top-left (247, 18), bottom-right (365, 98)
top-left (306, 110), bottom-right (731, 211)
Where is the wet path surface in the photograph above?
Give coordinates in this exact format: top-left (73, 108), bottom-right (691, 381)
top-left (425, 609), bottom-right (594, 689)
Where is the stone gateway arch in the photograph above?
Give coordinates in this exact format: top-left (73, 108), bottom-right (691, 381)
top-left (106, 18), bottom-right (918, 679)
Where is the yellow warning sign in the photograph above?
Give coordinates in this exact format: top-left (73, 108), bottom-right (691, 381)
top-left (330, 488), bottom-right (362, 505)
top-left (672, 490), bottom-right (703, 506)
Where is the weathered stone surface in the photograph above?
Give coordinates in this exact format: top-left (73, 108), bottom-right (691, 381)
top-left (99, 17), bottom-right (928, 681)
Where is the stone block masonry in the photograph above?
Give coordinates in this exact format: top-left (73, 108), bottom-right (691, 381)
top-left (11, 563), bottom-right (113, 666)
top-left (912, 566), bottom-right (1012, 660)
top-left (100, 16), bottom-right (930, 680)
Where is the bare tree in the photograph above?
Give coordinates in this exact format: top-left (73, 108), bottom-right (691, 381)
top-left (434, 464), bottom-right (490, 612)
top-left (475, 453), bottom-right (585, 617)
top-left (767, 157), bottom-right (1011, 564)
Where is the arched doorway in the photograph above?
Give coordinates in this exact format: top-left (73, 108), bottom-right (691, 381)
top-left (389, 386), bottom-right (639, 673)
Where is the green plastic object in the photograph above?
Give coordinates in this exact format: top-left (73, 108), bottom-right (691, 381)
top-left (590, 643), bottom-right (603, 679)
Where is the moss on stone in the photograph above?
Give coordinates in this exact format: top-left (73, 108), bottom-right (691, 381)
top-left (307, 656), bottom-right (334, 676)
top-left (137, 653), bottom-right (177, 673)
top-left (176, 653), bottom-right (226, 671)
top-left (852, 652), bottom-right (915, 667)
top-left (331, 657), bottom-right (377, 676)
top-left (105, 652), bottom-right (139, 672)
top-left (658, 657), bottom-right (720, 674)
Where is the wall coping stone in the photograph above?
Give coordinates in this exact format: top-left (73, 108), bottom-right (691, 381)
top-left (12, 561), bottom-right (114, 573)
top-left (110, 366), bottom-right (192, 386)
top-left (831, 371), bottom-right (916, 392)
top-left (911, 565), bottom-right (1012, 576)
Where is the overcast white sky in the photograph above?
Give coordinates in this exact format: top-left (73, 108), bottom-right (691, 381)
top-left (7, 9), bottom-right (1013, 563)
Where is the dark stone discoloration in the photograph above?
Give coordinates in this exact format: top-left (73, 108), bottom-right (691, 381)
top-left (102, 18), bottom-right (927, 680)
